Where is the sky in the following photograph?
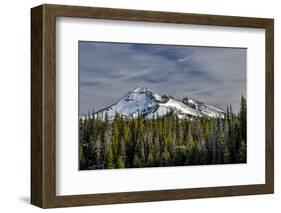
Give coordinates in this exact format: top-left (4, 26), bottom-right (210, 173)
top-left (79, 41), bottom-right (246, 115)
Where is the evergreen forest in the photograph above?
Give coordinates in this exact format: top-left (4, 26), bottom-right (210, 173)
top-left (79, 95), bottom-right (247, 170)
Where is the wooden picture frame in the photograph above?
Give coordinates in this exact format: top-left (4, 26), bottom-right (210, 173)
top-left (31, 4), bottom-right (274, 208)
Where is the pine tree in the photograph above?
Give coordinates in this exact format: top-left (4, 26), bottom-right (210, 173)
top-left (217, 119), bottom-right (225, 164)
top-left (79, 144), bottom-right (86, 170)
top-left (228, 104), bottom-right (236, 163)
top-left (93, 136), bottom-right (102, 169)
top-left (161, 147), bottom-right (171, 166)
top-left (185, 125), bottom-right (197, 165)
top-left (240, 95), bottom-right (247, 144)
top-left (153, 133), bottom-right (161, 166)
top-left (238, 140), bottom-right (246, 163)
top-left (209, 119), bottom-right (217, 164)
top-left (133, 154), bottom-right (141, 167)
top-left (116, 155), bottom-right (125, 168)
top-left (146, 151), bottom-right (154, 167)
top-left (102, 115), bottom-right (110, 169)
top-left (106, 143), bottom-right (114, 169)
top-left (111, 112), bottom-right (120, 164)
top-left (116, 137), bottom-right (126, 168)
top-left (224, 117), bottom-right (231, 163)
top-left (87, 135), bottom-right (95, 167)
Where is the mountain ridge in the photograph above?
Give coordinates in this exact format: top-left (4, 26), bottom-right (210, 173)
top-left (90, 87), bottom-right (225, 120)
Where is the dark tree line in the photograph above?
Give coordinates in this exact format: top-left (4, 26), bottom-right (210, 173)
top-left (79, 95), bottom-right (247, 170)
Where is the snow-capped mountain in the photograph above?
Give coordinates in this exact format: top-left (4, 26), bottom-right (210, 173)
top-left (94, 87), bottom-right (225, 120)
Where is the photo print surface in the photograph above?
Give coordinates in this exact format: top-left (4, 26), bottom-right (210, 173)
top-left (79, 41), bottom-right (247, 170)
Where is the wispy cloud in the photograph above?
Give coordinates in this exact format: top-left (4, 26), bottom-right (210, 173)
top-left (79, 42), bottom-right (246, 115)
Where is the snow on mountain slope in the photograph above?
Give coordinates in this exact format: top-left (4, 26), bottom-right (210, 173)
top-left (182, 97), bottom-right (225, 118)
top-left (145, 98), bottom-right (199, 119)
top-left (96, 87), bottom-right (158, 119)
top-left (95, 87), bottom-right (225, 120)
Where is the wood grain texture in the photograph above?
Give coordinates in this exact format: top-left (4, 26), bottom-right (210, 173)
top-left (265, 20), bottom-right (274, 193)
top-left (31, 5), bottom-right (43, 207)
top-left (31, 4), bottom-right (274, 208)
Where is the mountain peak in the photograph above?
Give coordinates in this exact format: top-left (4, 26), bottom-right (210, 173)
top-left (132, 86), bottom-right (150, 93)
top-left (95, 87), bottom-right (225, 120)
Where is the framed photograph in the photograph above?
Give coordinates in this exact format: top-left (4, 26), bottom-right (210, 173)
top-left (31, 4), bottom-right (274, 208)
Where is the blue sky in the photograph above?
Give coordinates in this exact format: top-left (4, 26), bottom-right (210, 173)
top-left (79, 41), bottom-right (246, 115)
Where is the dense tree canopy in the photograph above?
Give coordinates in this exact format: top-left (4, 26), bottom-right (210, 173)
top-left (79, 95), bottom-right (247, 170)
